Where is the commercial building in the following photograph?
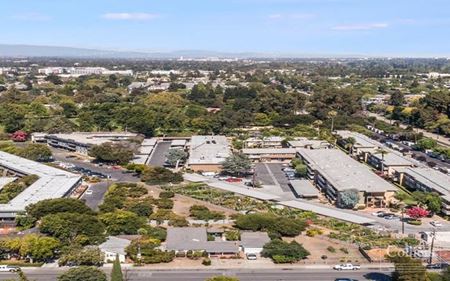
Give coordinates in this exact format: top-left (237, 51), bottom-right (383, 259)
top-left (241, 148), bottom-right (297, 163)
top-left (395, 167), bottom-right (450, 215)
top-left (0, 151), bottom-right (82, 219)
top-left (289, 180), bottom-right (320, 198)
top-left (38, 67), bottom-right (133, 77)
top-left (166, 227), bottom-right (239, 257)
top-left (188, 136), bottom-right (231, 172)
top-left (297, 148), bottom-right (397, 208)
top-left (41, 132), bottom-right (139, 154)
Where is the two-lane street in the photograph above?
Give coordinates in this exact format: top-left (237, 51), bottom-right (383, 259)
top-left (0, 268), bottom-right (393, 281)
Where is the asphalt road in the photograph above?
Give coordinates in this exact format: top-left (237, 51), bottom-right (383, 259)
top-left (148, 141), bottom-right (172, 166)
top-left (0, 268), bottom-right (393, 281)
top-left (80, 181), bottom-right (110, 211)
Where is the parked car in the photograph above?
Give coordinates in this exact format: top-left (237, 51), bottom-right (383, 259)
top-left (333, 263), bottom-right (360, 271)
top-left (430, 221), bottom-right (443, 227)
top-left (0, 265), bottom-right (20, 272)
top-left (225, 177), bottom-right (242, 183)
top-left (372, 211), bottom-right (385, 217)
top-left (246, 253), bottom-right (257, 260)
top-left (84, 189), bottom-right (93, 195)
top-left (426, 263), bottom-right (449, 269)
top-left (384, 215), bottom-right (398, 220)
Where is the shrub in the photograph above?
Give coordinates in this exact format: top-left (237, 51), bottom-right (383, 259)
top-left (407, 220), bottom-right (422, 225)
top-left (327, 246), bottom-right (336, 253)
top-left (159, 191), bottom-right (175, 199)
top-left (202, 258), bottom-right (212, 266)
top-left (156, 198), bottom-right (174, 210)
top-left (340, 247), bottom-right (349, 254)
top-left (261, 239), bottom-right (310, 263)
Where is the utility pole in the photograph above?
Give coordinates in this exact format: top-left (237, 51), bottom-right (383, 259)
top-left (429, 228), bottom-right (436, 265)
top-left (401, 207), bottom-right (405, 235)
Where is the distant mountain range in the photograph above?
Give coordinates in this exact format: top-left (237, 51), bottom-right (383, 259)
top-left (0, 44), bottom-right (368, 59)
top-left (0, 44), bottom-right (273, 59)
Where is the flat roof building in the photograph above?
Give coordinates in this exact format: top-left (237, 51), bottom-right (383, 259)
top-left (188, 136), bottom-right (231, 172)
top-left (0, 151), bottom-right (82, 218)
top-left (43, 132), bottom-right (139, 154)
top-left (395, 167), bottom-right (450, 215)
top-left (288, 139), bottom-right (331, 150)
top-left (297, 148), bottom-right (397, 208)
top-left (241, 148), bottom-right (296, 163)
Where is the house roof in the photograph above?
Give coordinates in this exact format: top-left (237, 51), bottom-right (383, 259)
top-left (240, 232), bottom-right (270, 248)
top-left (166, 227), bottom-right (239, 253)
top-left (188, 136), bottom-right (231, 165)
top-left (99, 236), bottom-right (131, 256)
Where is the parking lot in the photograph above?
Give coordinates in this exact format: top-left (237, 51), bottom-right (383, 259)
top-left (148, 141), bottom-right (172, 166)
top-left (81, 182), bottom-right (110, 211)
top-left (255, 163), bottom-right (292, 192)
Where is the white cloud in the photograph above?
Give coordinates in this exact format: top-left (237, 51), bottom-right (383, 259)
top-left (332, 23), bottom-right (389, 30)
top-left (268, 13), bottom-right (316, 20)
top-left (12, 12), bottom-right (51, 21)
top-left (101, 13), bottom-right (159, 21)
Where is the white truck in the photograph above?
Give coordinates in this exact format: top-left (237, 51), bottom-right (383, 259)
top-left (333, 263), bottom-right (361, 271)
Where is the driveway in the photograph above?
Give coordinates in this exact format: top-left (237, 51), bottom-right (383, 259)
top-left (81, 181), bottom-right (110, 211)
top-left (148, 141), bottom-right (172, 167)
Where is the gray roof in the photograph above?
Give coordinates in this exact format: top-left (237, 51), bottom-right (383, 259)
top-left (188, 136), bottom-right (231, 165)
top-left (99, 236), bottom-right (131, 256)
top-left (397, 167), bottom-right (450, 198)
top-left (297, 148), bottom-right (396, 193)
top-left (289, 180), bottom-right (320, 197)
top-left (0, 151), bottom-right (82, 213)
top-left (288, 139), bottom-right (330, 149)
top-left (336, 130), bottom-right (381, 149)
top-left (166, 227), bottom-right (239, 253)
top-left (371, 151), bottom-right (416, 167)
top-left (46, 132), bottom-right (139, 146)
top-left (240, 232), bottom-right (270, 248)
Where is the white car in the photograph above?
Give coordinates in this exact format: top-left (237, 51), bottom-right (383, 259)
top-left (85, 189), bottom-right (93, 195)
top-left (246, 253), bottom-right (257, 260)
top-left (430, 221), bottom-right (443, 227)
top-left (0, 265), bottom-right (19, 272)
top-left (333, 263), bottom-right (360, 271)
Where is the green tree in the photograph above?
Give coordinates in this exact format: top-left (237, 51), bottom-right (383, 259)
top-left (416, 138), bottom-right (437, 151)
top-left (295, 164), bottom-right (308, 177)
top-left (59, 246), bottom-right (104, 267)
top-left (221, 153), bottom-right (252, 176)
top-left (141, 166), bottom-right (183, 185)
top-left (39, 213), bottom-right (105, 244)
top-left (18, 144), bottom-right (52, 161)
top-left (89, 142), bottom-right (134, 164)
top-left (391, 255), bottom-right (426, 281)
top-left (99, 210), bottom-right (146, 235)
top-left (165, 149), bottom-right (188, 167)
top-left (19, 234), bottom-right (60, 262)
top-left (337, 189), bottom-right (360, 209)
top-left (26, 198), bottom-right (94, 220)
top-left (261, 239), bottom-right (310, 263)
top-left (58, 266), bottom-right (107, 281)
top-left (111, 254), bottom-right (124, 281)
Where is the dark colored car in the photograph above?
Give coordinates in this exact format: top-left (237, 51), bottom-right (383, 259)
top-left (426, 263), bottom-right (449, 269)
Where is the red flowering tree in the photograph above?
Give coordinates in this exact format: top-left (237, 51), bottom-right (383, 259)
top-left (406, 207), bottom-right (429, 220)
top-left (11, 131), bottom-right (27, 142)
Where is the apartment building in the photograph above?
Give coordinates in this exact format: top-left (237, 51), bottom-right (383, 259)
top-left (188, 136), bottom-right (231, 172)
top-left (297, 148), bottom-right (397, 208)
top-left (241, 148), bottom-right (297, 163)
top-left (395, 167), bottom-right (450, 215)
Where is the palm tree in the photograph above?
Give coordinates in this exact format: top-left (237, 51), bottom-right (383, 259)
top-left (327, 110), bottom-right (338, 133)
top-left (312, 120), bottom-right (323, 137)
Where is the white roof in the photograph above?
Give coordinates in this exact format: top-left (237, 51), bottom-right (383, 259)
top-left (288, 139), bottom-right (330, 149)
top-left (141, 138), bottom-right (157, 146)
top-left (0, 177), bottom-right (17, 190)
top-left (242, 148), bottom-right (296, 155)
top-left (0, 151), bottom-right (81, 213)
top-left (298, 148), bottom-right (396, 193)
top-left (46, 132), bottom-right (139, 146)
top-left (188, 136), bottom-right (231, 165)
top-left (171, 139), bottom-right (187, 146)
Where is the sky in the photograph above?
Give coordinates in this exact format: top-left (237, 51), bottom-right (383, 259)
top-left (1, 0), bottom-right (450, 57)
